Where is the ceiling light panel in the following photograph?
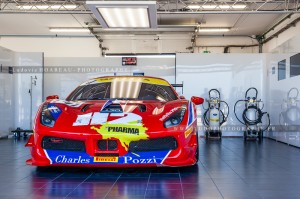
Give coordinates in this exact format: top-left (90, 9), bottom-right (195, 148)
top-left (86, 1), bottom-right (157, 29)
top-left (98, 7), bottom-right (149, 28)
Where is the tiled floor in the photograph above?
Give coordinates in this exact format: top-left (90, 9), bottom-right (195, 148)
top-left (0, 137), bottom-right (300, 199)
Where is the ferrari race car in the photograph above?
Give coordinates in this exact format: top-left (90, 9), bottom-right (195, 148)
top-left (26, 76), bottom-right (204, 167)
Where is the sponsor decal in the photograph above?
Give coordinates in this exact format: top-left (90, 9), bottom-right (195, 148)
top-left (45, 150), bottom-right (170, 165)
top-left (91, 122), bottom-right (148, 151)
top-left (184, 126), bottom-right (193, 138)
top-left (159, 107), bottom-right (179, 121)
top-left (55, 155), bottom-right (90, 164)
top-left (107, 126), bottom-right (139, 135)
top-left (94, 156), bottom-right (118, 163)
top-left (123, 156), bottom-right (159, 164)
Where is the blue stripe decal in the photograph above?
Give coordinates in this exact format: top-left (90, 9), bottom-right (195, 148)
top-left (187, 101), bottom-right (194, 127)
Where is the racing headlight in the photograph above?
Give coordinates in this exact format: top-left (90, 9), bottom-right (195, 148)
top-left (40, 103), bottom-right (61, 127)
top-left (164, 105), bottom-right (186, 128)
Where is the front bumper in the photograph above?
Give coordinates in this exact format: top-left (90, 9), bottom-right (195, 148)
top-left (25, 130), bottom-right (198, 167)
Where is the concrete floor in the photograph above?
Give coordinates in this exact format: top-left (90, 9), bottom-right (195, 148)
top-left (0, 137), bottom-right (300, 199)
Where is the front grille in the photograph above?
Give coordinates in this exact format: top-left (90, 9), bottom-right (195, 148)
top-left (97, 140), bottom-right (118, 151)
top-left (42, 136), bottom-right (85, 152)
top-left (129, 137), bottom-right (177, 152)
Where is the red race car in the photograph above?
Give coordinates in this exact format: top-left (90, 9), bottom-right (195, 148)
top-left (26, 76), bottom-right (203, 167)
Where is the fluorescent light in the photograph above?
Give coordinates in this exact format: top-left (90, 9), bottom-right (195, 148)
top-left (49, 28), bottom-right (90, 33)
top-left (219, 5), bottom-right (231, 9)
top-left (86, 1), bottom-right (157, 29)
top-left (232, 5), bottom-right (247, 9)
top-left (188, 4), bottom-right (246, 9)
top-left (187, 5), bottom-right (201, 9)
top-left (202, 5), bottom-right (217, 9)
top-left (196, 28), bottom-right (230, 32)
top-left (17, 4), bottom-right (77, 10)
top-left (98, 7), bottom-right (149, 28)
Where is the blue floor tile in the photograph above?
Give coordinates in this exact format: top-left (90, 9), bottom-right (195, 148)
top-left (0, 137), bottom-right (300, 199)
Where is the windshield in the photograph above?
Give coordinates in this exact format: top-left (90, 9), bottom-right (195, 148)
top-left (67, 81), bottom-right (178, 102)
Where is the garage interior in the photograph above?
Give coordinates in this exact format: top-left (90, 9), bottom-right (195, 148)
top-left (1, 0), bottom-right (300, 199)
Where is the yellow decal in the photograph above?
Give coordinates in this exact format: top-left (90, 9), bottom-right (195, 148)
top-left (185, 126), bottom-right (194, 138)
top-left (94, 77), bottom-right (169, 86)
top-left (210, 118), bottom-right (220, 122)
top-left (95, 77), bottom-right (114, 83)
top-left (91, 122), bottom-right (148, 151)
top-left (142, 78), bottom-right (169, 86)
top-left (94, 156), bottom-right (118, 162)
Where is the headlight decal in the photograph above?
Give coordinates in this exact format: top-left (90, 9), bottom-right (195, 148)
top-left (48, 103), bottom-right (62, 120)
top-left (40, 103), bottom-right (61, 127)
top-left (163, 105), bottom-right (186, 128)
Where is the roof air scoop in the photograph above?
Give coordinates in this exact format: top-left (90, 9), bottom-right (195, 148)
top-left (101, 103), bottom-right (123, 113)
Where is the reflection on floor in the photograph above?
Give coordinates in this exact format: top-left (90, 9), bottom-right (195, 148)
top-left (0, 138), bottom-right (300, 199)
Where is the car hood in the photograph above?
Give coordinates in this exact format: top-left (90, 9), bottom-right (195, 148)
top-left (38, 99), bottom-right (190, 134)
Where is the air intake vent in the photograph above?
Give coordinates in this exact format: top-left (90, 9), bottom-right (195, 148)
top-left (129, 137), bottom-right (177, 152)
top-left (42, 136), bottom-right (85, 152)
top-left (97, 140), bottom-right (118, 151)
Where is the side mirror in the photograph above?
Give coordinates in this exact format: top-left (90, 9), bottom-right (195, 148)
top-left (191, 96), bottom-right (204, 105)
top-left (179, 96), bottom-right (185, 99)
top-left (46, 95), bottom-right (59, 100)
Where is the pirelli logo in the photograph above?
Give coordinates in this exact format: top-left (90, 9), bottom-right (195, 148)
top-left (93, 156), bottom-right (118, 163)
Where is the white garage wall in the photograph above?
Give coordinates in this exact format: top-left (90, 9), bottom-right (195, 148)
top-left (265, 53), bottom-right (300, 147)
top-left (0, 35), bottom-right (259, 57)
top-left (176, 53), bottom-right (267, 136)
top-left (0, 47), bottom-right (14, 137)
top-left (14, 52), bottom-right (43, 130)
top-left (263, 14), bottom-right (300, 53)
top-left (266, 35), bottom-right (300, 53)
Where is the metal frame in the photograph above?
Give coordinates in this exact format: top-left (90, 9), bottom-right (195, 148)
top-left (0, 0), bottom-right (299, 14)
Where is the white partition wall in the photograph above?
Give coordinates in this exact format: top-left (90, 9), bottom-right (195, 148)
top-left (265, 53), bottom-right (300, 147)
top-left (0, 47), bottom-right (15, 137)
top-left (176, 53), bottom-right (267, 136)
top-left (44, 57), bottom-right (175, 99)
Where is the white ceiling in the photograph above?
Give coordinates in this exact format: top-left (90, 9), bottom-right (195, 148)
top-left (0, 1), bottom-right (297, 38)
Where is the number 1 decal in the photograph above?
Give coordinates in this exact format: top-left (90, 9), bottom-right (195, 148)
top-left (73, 112), bottom-right (142, 126)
